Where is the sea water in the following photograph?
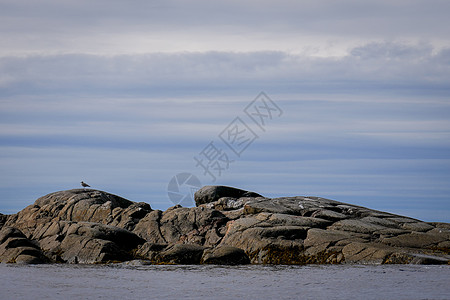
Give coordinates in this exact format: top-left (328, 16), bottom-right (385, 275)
top-left (1, 264), bottom-right (449, 300)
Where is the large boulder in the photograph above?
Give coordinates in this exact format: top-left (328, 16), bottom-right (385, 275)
top-left (0, 227), bottom-right (47, 264)
top-left (37, 221), bottom-right (145, 264)
top-left (133, 206), bottom-right (228, 247)
top-left (5, 189), bottom-right (152, 237)
top-left (218, 213), bottom-right (311, 264)
top-left (194, 186), bottom-right (262, 206)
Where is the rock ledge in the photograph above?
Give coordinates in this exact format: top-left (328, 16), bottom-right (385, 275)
top-left (1, 186), bottom-right (449, 265)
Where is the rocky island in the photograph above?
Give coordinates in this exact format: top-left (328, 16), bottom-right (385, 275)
top-left (1, 186), bottom-right (449, 265)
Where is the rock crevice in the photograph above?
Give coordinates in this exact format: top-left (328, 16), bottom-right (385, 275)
top-left (1, 186), bottom-right (449, 265)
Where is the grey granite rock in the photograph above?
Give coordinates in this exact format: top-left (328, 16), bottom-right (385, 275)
top-left (4, 189), bottom-right (152, 237)
top-left (134, 242), bottom-right (168, 262)
top-left (201, 245), bottom-right (250, 265)
top-left (1, 187), bottom-right (449, 265)
top-left (0, 227), bottom-right (47, 264)
top-left (157, 243), bottom-right (205, 264)
top-left (38, 221), bottom-right (145, 264)
top-left (194, 186), bottom-right (262, 206)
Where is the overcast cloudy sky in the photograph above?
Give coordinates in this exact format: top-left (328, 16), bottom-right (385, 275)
top-left (1, 0), bottom-right (449, 222)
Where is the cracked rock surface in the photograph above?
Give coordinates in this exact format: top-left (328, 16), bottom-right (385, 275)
top-left (1, 186), bottom-right (449, 265)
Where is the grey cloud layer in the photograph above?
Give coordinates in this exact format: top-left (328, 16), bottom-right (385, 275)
top-left (1, 0), bottom-right (450, 55)
top-left (2, 0), bottom-right (449, 35)
top-left (2, 43), bottom-right (449, 96)
top-left (1, 42), bottom-right (449, 156)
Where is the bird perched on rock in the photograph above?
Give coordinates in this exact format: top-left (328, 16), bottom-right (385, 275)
top-left (81, 181), bottom-right (90, 188)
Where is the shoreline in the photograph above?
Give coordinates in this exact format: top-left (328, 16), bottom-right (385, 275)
top-left (1, 186), bottom-right (449, 265)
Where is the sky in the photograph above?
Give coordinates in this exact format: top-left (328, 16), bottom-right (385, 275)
top-left (1, 0), bottom-right (450, 222)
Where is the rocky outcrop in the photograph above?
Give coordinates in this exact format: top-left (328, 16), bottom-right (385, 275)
top-left (1, 186), bottom-right (449, 265)
top-left (5, 189), bottom-right (151, 235)
top-left (3, 189), bottom-right (148, 264)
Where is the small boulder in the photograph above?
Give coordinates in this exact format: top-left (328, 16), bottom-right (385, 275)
top-left (195, 186), bottom-right (262, 206)
top-left (201, 245), bottom-right (250, 265)
top-left (157, 244), bottom-right (205, 264)
top-left (135, 242), bottom-right (168, 262)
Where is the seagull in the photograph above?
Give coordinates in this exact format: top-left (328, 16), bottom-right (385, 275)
top-left (81, 181), bottom-right (90, 188)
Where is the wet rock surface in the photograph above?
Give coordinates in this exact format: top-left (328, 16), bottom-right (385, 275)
top-left (1, 186), bottom-right (449, 265)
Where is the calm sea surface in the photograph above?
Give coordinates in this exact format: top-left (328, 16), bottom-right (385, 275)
top-left (1, 263), bottom-right (449, 299)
